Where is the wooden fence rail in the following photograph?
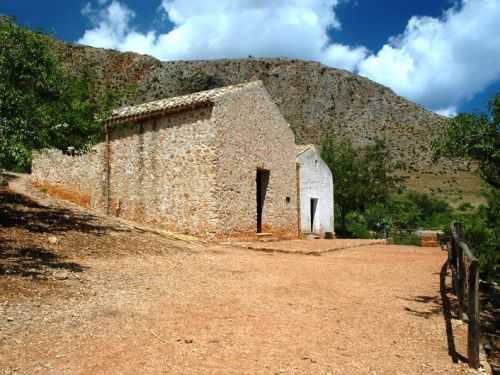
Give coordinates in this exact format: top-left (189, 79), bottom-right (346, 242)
top-left (448, 221), bottom-right (480, 369)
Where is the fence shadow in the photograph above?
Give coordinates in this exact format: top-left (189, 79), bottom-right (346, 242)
top-left (440, 261), bottom-right (468, 364)
top-left (401, 261), bottom-right (468, 364)
top-left (403, 296), bottom-right (442, 319)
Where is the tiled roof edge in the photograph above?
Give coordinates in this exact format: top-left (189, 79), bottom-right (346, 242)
top-left (104, 80), bottom-right (263, 127)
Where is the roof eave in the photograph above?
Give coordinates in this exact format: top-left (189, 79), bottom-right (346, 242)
top-left (295, 144), bottom-right (316, 157)
top-left (103, 100), bottom-right (214, 128)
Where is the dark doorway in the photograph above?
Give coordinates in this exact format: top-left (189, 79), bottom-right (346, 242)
top-left (256, 169), bottom-right (270, 233)
top-left (310, 198), bottom-right (318, 232)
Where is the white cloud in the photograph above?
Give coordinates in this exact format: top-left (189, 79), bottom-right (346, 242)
top-left (78, 0), bottom-right (367, 71)
top-left (435, 106), bottom-right (458, 118)
top-left (77, 0), bottom-right (500, 112)
top-left (322, 43), bottom-right (368, 71)
top-left (79, 1), bottom-right (136, 50)
top-left (358, 0), bottom-right (500, 111)
top-left (81, 2), bottom-right (93, 16)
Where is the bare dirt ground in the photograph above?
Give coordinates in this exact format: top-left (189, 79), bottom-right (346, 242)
top-left (0, 175), bottom-right (481, 374)
top-left (226, 238), bottom-right (386, 255)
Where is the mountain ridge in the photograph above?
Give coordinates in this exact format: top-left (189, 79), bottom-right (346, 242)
top-left (44, 34), bottom-right (484, 203)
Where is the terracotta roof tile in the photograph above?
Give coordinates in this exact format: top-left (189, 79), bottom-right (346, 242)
top-left (105, 80), bottom-right (262, 126)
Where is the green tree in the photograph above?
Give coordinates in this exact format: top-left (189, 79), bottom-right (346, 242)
top-left (321, 137), bottom-right (402, 236)
top-left (433, 94), bottom-right (500, 188)
top-left (433, 93), bottom-right (500, 282)
top-left (0, 18), bottom-right (117, 171)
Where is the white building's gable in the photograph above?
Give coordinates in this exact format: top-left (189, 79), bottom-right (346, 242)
top-left (296, 145), bottom-right (334, 237)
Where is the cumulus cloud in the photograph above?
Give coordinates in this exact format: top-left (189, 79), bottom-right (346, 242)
top-left (358, 0), bottom-right (500, 112)
top-left (435, 106), bottom-right (458, 118)
top-left (77, 0), bottom-right (500, 112)
top-left (78, 0), bottom-right (367, 71)
top-left (79, 1), bottom-right (136, 50)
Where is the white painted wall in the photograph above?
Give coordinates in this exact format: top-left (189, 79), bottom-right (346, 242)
top-left (296, 146), bottom-right (334, 236)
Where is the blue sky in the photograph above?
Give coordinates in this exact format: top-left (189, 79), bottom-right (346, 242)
top-left (2, 0), bottom-right (500, 115)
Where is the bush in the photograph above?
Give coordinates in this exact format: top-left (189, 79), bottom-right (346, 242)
top-left (322, 137), bottom-right (402, 236)
top-left (390, 231), bottom-right (420, 246)
top-left (345, 212), bottom-right (371, 239)
top-left (386, 193), bottom-right (422, 229)
top-left (0, 18), bottom-right (120, 171)
top-left (461, 190), bottom-right (500, 282)
top-left (432, 93), bottom-right (500, 282)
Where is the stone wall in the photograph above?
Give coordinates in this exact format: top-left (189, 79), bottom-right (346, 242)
top-left (31, 83), bottom-right (299, 240)
top-left (213, 82), bottom-right (298, 239)
top-left (297, 147), bottom-right (334, 237)
top-left (44, 34), bottom-right (481, 203)
top-left (31, 147), bottom-right (105, 209)
top-left (107, 106), bottom-right (218, 237)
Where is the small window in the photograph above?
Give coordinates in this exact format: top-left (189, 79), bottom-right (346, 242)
top-left (285, 196), bottom-right (291, 204)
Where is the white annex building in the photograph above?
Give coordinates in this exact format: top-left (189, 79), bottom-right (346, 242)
top-left (296, 145), bottom-right (335, 238)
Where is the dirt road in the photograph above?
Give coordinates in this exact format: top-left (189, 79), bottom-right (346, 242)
top-left (0, 177), bottom-right (475, 374)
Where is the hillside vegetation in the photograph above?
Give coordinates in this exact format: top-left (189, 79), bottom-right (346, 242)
top-left (1, 17), bottom-right (482, 203)
top-left (49, 41), bottom-right (481, 203)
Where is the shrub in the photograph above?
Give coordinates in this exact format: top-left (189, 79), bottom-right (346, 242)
top-left (345, 212), bottom-right (371, 239)
top-left (391, 231), bottom-right (421, 246)
top-left (0, 18), bottom-right (120, 171)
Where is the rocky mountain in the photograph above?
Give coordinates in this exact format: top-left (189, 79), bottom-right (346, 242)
top-left (50, 39), bottom-right (481, 203)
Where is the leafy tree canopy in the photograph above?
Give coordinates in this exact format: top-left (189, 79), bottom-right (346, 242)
top-left (433, 94), bottom-right (500, 282)
top-left (319, 98), bottom-right (499, 281)
top-left (433, 94), bottom-right (500, 188)
top-left (0, 18), bottom-right (117, 171)
top-left (321, 137), bottom-right (403, 236)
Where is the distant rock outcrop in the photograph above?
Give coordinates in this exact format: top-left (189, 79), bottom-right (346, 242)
top-left (46, 38), bottom-right (482, 202)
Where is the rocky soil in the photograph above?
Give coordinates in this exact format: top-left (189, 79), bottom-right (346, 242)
top-left (47, 39), bottom-right (482, 203)
top-left (480, 283), bottom-right (500, 374)
top-left (0, 174), bottom-right (486, 374)
top-left (0, 17), bottom-right (482, 202)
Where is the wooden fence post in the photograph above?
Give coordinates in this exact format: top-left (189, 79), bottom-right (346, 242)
top-left (450, 223), bottom-right (459, 293)
top-left (467, 259), bottom-right (480, 369)
top-left (448, 222), bottom-right (481, 370)
top-left (453, 222), bottom-right (466, 318)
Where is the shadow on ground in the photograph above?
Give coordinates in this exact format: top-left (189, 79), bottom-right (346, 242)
top-left (0, 188), bottom-right (128, 235)
top-left (401, 262), bottom-right (468, 364)
top-left (480, 282), bottom-right (500, 374)
top-left (0, 187), bottom-right (111, 279)
top-left (439, 261), bottom-right (468, 364)
top-left (0, 180), bottom-right (188, 280)
top-left (0, 240), bottom-right (85, 278)
top-left (402, 294), bottom-right (443, 319)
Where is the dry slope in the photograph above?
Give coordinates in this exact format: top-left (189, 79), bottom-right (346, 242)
top-left (51, 40), bottom-right (482, 203)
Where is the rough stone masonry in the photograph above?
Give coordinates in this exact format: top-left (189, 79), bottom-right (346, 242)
top-left (32, 81), bottom-right (300, 240)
